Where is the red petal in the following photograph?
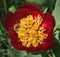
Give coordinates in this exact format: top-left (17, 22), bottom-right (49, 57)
top-left (42, 33), bottom-right (55, 50)
top-left (11, 41), bottom-right (26, 50)
top-left (11, 3), bottom-right (43, 27)
top-left (11, 40), bottom-right (41, 52)
top-left (20, 3), bottom-right (42, 12)
top-left (42, 13), bottom-right (55, 34)
top-left (4, 13), bottom-right (13, 30)
top-left (20, 3), bottom-right (44, 20)
top-left (11, 8), bottom-right (33, 27)
top-left (11, 40), bottom-right (42, 52)
top-left (8, 27), bottom-right (18, 41)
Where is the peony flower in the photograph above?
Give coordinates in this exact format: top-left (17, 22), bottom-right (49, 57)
top-left (4, 3), bottom-right (55, 52)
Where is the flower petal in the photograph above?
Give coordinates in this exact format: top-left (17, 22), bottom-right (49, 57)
top-left (20, 3), bottom-right (44, 20)
top-left (11, 3), bottom-right (43, 27)
top-left (11, 8), bottom-right (33, 27)
top-left (42, 33), bottom-right (55, 50)
top-left (11, 40), bottom-right (41, 52)
top-left (11, 41), bottom-right (26, 50)
top-left (42, 13), bottom-right (55, 34)
top-left (20, 3), bottom-right (42, 12)
top-left (8, 27), bottom-right (18, 41)
top-left (4, 13), bottom-right (13, 30)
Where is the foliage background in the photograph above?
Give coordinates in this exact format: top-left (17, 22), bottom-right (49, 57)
top-left (0, 0), bottom-right (60, 57)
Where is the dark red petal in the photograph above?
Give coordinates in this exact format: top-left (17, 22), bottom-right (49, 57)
top-left (11, 8), bottom-right (33, 27)
top-left (42, 13), bottom-right (55, 34)
top-left (11, 41), bottom-right (26, 50)
top-left (8, 27), bottom-right (18, 41)
top-left (20, 3), bottom-right (44, 20)
top-left (4, 13), bottom-right (13, 30)
top-left (11, 8), bottom-right (43, 27)
top-left (11, 40), bottom-right (38, 52)
top-left (11, 3), bottom-right (44, 27)
top-left (11, 41), bottom-right (41, 52)
top-left (42, 33), bottom-right (55, 50)
top-left (11, 40), bottom-right (42, 52)
top-left (20, 3), bottom-right (42, 12)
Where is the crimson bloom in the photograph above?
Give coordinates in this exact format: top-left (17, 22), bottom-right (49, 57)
top-left (4, 3), bottom-right (55, 52)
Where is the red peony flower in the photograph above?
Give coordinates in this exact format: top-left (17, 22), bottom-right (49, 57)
top-left (4, 3), bottom-right (55, 52)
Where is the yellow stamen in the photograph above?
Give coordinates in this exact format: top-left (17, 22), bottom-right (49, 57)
top-left (14, 15), bottom-right (48, 47)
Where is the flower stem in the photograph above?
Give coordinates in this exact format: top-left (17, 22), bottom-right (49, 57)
top-left (3, 0), bottom-right (7, 14)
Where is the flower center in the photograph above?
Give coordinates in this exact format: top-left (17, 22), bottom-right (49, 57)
top-left (14, 15), bottom-right (48, 47)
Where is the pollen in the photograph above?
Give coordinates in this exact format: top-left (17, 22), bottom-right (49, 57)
top-left (14, 15), bottom-right (48, 47)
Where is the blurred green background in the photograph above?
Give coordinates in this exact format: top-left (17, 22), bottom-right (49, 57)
top-left (0, 0), bottom-right (60, 57)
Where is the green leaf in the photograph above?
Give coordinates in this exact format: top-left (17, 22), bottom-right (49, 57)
top-left (25, 53), bottom-right (42, 57)
top-left (53, 0), bottom-right (60, 40)
top-left (7, 49), bottom-right (27, 57)
top-left (52, 5), bottom-right (60, 57)
top-left (53, 0), bottom-right (60, 25)
top-left (8, 6), bottom-right (16, 13)
top-left (26, 0), bottom-right (46, 5)
top-left (52, 40), bottom-right (60, 57)
top-left (43, 7), bottom-right (48, 14)
top-left (3, 0), bottom-right (7, 14)
top-left (56, 24), bottom-right (60, 29)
